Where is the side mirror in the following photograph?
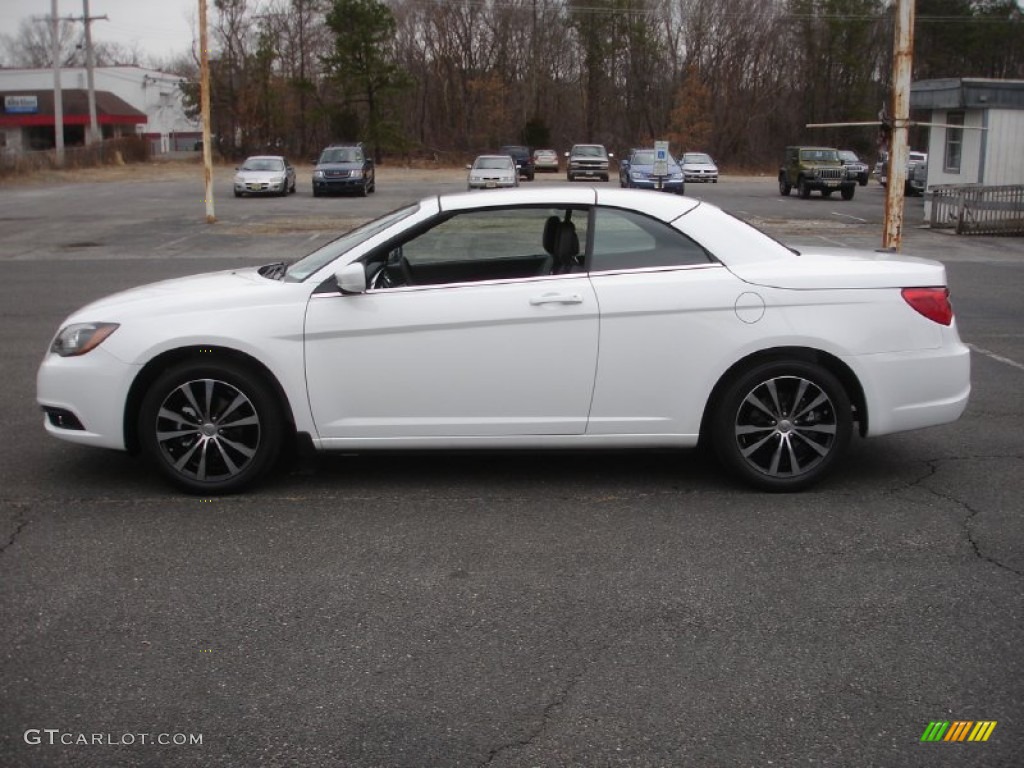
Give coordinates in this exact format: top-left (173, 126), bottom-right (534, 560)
top-left (335, 262), bottom-right (367, 294)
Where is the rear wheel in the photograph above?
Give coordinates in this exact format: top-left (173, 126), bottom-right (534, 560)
top-left (138, 359), bottom-right (284, 494)
top-left (711, 360), bottom-right (852, 491)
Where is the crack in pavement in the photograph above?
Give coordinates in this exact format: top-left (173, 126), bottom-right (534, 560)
top-left (0, 502), bottom-right (29, 558)
top-left (908, 457), bottom-right (1023, 579)
top-left (480, 638), bottom-right (612, 767)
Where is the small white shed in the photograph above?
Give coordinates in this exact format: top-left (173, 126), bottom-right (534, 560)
top-left (911, 78), bottom-right (1024, 188)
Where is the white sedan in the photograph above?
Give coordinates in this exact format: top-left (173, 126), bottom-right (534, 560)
top-left (232, 155), bottom-right (296, 197)
top-left (37, 188), bottom-right (970, 494)
top-left (466, 155), bottom-right (519, 190)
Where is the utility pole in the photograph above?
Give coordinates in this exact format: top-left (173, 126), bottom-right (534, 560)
top-left (199, 0), bottom-right (216, 223)
top-left (51, 0), bottom-right (65, 166)
top-left (883, 0), bottom-right (915, 251)
top-left (81, 0), bottom-right (106, 145)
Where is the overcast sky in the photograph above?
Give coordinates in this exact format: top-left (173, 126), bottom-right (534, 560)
top-left (0, 0), bottom-right (197, 62)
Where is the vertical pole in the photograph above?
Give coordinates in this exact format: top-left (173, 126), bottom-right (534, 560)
top-left (51, 0), bottom-right (65, 166)
top-left (82, 0), bottom-right (100, 144)
top-left (883, 0), bottom-right (915, 251)
top-left (199, 0), bottom-right (216, 223)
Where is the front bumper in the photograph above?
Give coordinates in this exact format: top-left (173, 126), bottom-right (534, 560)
top-left (628, 177), bottom-right (685, 192)
top-left (683, 171), bottom-right (717, 182)
top-left (37, 347), bottom-right (139, 450)
top-left (235, 180), bottom-right (287, 194)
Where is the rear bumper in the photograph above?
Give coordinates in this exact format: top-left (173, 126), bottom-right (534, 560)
top-left (853, 342), bottom-right (971, 436)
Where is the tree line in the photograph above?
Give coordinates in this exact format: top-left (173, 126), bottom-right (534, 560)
top-left (4, 0), bottom-right (1022, 167)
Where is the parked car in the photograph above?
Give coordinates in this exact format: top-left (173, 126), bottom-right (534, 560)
top-left (838, 150), bottom-right (870, 186)
top-left (618, 148), bottom-right (685, 193)
top-left (312, 143), bottom-right (375, 197)
top-left (38, 187), bottom-right (969, 495)
top-left (779, 146), bottom-right (856, 200)
top-left (533, 148), bottom-right (559, 173)
top-left (566, 144), bottom-right (613, 182)
top-left (233, 155), bottom-right (296, 197)
top-left (878, 150), bottom-right (929, 196)
top-left (466, 155), bottom-right (519, 190)
top-left (679, 152), bottom-right (719, 183)
top-left (498, 145), bottom-right (535, 180)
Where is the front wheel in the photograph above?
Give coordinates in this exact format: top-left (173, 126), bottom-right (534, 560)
top-left (779, 177), bottom-right (791, 196)
top-left (798, 178), bottom-right (811, 199)
top-left (841, 186), bottom-right (855, 201)
top-left (711, 360), bottom-right (852, 491)
top-left (138, 360), bottom-right (284, 494)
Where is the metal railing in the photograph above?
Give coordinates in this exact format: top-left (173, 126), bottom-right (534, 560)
top-left (929, 184), bottom-right (1024, 236)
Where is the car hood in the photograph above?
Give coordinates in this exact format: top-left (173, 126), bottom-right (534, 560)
top-left (725, 247), bottom-right (947, 290)
top-left (66, 267), bottom-right (283, 322)
top-left (631, 162), bottom-right (682, 173)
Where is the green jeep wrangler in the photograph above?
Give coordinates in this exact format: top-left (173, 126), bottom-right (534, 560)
top-left (779, 146), bottom-right (856, 200)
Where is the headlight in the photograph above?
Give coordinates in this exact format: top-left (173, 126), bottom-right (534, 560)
top-left (350, 170), bottom-right (364, 179)
top-left (50, 322), bottom-right (119, 357)
top-left (234, 175), bottom-right (244, 183)
top-left (313, 170), bottom-right (324, 179)
top-left (631, 171), bottom-right (644, 180)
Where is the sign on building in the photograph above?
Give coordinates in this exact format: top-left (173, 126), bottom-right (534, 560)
top-left (4, 95), bottom-right (39, 114)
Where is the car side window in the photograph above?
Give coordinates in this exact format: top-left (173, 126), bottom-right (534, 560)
top-left (370, 206), bottom-right (590, 289)
top-left (589, 207), bottom-right (711, 272)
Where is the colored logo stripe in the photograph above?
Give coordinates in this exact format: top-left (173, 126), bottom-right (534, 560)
top-left (921, 721), bottom-right (949, 741)
top-left (921, 721), bottom-right (996, 742)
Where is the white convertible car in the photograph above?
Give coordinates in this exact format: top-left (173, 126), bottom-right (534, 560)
top-left (37, 188), bottom-right (970, 493)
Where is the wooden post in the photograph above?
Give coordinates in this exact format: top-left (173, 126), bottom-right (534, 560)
top-left (882, 0), bottom-right (915, 251)
top-left (199, 0), bottom-right (216, 223)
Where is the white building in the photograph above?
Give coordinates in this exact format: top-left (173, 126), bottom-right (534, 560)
top-left (0, 66), bottom-right (199, 153)
top-left (911, 78), bottom-right (1024, 188)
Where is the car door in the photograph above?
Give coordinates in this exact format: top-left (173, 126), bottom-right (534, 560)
top-left (304, 206), bottom-right (599, 442)
top-left (583, 206), bottom-right (741, 437)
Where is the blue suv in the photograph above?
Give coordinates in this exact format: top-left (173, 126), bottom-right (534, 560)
top-left (312, 143), bottom-right (376, 197)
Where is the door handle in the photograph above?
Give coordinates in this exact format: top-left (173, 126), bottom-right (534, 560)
top-left (530, 293), bottom-right (584, 306)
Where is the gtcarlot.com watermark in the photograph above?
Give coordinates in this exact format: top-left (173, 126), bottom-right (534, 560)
top-left (24, 729), bottom-right (202, 747)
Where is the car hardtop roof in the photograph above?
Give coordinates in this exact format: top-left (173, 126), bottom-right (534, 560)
top-left (244, 154), bottom-right (286, 161)
top-left (474, 154), bottom-right (516, 161)
top-left (789, 145), bottom-right (838, 151)
top-left (434, 186), bottom-right (699, 221)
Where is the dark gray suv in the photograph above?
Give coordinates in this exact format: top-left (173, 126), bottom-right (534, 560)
top-left (312, 143), bottom-right (375, 197)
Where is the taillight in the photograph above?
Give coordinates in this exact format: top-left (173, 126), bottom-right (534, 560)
top-left (902, 287), bottom-right (953, 326)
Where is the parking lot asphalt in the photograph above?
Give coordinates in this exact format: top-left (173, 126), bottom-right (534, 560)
top-left (1, 164), bottom-right (1022, 767)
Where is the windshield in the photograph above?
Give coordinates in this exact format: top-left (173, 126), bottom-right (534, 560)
top-left (475, 157), bottom-right (513, 170)
top-left (630, 151), bottom-right (656, 165)
top-left (284, 204), bottom-right (419, 282)
top-left (573, 145), bottom-right (606, 157)
top-left (838, 151), bottom-right (859, 162)
top-left (683, 153), bottom-right (713, 164)
top-left (320, 147), bottom-right (363, 164)
top-left (800, 149), bottom-right (839, 162)
top-left (242, 158), bottom-right (284, 171)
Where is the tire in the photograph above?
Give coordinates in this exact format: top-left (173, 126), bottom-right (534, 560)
top-left (841, 186), bottom-right (855, 201)
top-left (358, 179), bottom-right (368, 197)
top-left (798, 178), bottom-right (811, 199)
top-left (313, 187), bottom-right (321, 198)
top-left (567, 173), bottom-right (573, 182)
top-left (779, 177), bottom-right (791, 196)
top-left (138, 359), bottom-right (284, 494)
top-left (711, 360), bottom-right (852, 491)
top-left (601, 174), bottom-right (609, 182)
